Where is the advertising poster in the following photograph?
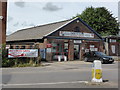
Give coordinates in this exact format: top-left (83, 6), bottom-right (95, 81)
top-left (8, 49), bottom-right (38, 58)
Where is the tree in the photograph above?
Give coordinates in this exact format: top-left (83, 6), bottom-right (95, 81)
top-left (74, 7), bottom-right (119, 36)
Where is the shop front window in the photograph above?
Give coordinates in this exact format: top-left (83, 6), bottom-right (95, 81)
top-left (52, 43), bottom-right (64, 55)
top-left (51, 40), bottom-right (68, 60)
top-left (15, 46), bottom-right (19, 49)
top-left (21, 46), bottom-right (25, 49)
top-left (64, 43), bottom-right (68, 56)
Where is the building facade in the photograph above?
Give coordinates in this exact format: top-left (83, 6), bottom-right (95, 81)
top-left (7, 18), bottom-right (104, 61)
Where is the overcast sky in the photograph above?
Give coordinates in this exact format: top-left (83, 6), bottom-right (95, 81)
top-left (7, 0), bottom-right (119, 35)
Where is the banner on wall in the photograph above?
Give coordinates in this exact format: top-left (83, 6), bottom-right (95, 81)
top-left (8, 49), bottom-right (38, 58)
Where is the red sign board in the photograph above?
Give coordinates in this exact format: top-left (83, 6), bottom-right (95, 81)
top-left (47, 44), bottom-right (52, 48)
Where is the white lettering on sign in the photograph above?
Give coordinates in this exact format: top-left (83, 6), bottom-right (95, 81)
top-left (46, 48), bottom-right (52, 53)
top-left (110, 39), bottom-right (116, 42)
top-left (59, 31), bottom-right (94, 38)
top-left (8, 49), bottom-right (38, 58)
top-left (90, 45), bottom-right (95, 48)
top-left (74, 40), bottom-right (82, 43)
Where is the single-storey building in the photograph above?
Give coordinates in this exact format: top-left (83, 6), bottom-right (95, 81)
top-left (6, 17), bottom-right (104, 61)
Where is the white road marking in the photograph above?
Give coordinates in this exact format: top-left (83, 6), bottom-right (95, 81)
top-left (2, 81), bottom-right (88, 86)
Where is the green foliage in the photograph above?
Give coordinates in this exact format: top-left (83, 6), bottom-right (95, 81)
top-left (74, 6), bottom-right (119, 36)
top-left (117, 39), bottom-right (120, 42)
top-left (1, 44), bottom-right (15, 67)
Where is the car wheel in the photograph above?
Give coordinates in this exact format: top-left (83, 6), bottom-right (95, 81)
top-left (84, 57), bottom-right (88, 62)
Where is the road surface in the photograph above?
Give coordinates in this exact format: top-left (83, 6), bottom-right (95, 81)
top-left (2, 61), bottom-right (119, 88)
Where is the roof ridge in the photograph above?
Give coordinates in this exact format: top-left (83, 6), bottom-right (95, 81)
top-left (9, 19), bottom-right (71, 36)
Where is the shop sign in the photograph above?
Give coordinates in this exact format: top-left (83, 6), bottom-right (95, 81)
top-left (90, 45), bottom-right (95, 48)
top-left (47, 44), bottom-right (52, 48)
top-left (8, 49), bottom-right (38, 58)
top-left (109, 39), bottom-right (116, 42)
top-left (59, 31), bottom-right (94, 38)
top-left (74, 40), bottom-right (82, 43)
top-left (46, 48), bottom-right (52, 53)
top-left (6, 45), bottom-right (10, 49)
top-left (90, 48), bottom-right (98, 51)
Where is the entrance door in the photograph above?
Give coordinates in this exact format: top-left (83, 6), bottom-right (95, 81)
top-left (74, 44), bottom-right (80, 60)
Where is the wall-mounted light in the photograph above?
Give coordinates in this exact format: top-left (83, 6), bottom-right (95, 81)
top-left (0, 16), bottom-right (3, 20)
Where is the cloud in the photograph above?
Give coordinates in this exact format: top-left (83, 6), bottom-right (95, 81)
top-left (29, 23), bottom-right (35, 26)
top-left (7, 30), bottom-right (12, 35)
top-left (8, 16), bottom-right (13, 22)
top-left (21, 21), bottom-right (27, 26)
top-left (43, 2), bottom-right (62, 12)
top-left (13, 22), bottom-right (19, 27)
top-left (14, 1), bottom-right (25, 8)
top-left (21, 21), bottom-right (35, 27)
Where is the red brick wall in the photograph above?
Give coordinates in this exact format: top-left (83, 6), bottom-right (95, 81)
top-left (50, 20), bottom-right (100, 40)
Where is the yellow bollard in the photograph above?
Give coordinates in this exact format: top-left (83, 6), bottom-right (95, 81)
top-left (92, 60), bottom-right (102, 82)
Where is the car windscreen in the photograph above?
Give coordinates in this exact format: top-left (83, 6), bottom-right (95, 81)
top-left (95, 52), bottom-right (106, 56)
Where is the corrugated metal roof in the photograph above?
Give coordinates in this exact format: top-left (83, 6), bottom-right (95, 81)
top-left (7, 19), bottom-right (71, 41)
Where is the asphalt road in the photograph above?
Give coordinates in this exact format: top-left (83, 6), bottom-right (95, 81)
top-left (2, 61), bottom-right (119, 88)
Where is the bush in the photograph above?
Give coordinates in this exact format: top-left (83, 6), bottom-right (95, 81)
top-left (1, 44), bottom-right (15, 67)
top-left (2, 58), bottom-right (15, 67)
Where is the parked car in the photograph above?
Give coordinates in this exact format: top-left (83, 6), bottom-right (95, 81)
top-left (83, 51), bottom-right (114, 64)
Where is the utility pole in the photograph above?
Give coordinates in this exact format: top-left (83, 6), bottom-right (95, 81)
top-left (0, 0), bottom-right (7, 46)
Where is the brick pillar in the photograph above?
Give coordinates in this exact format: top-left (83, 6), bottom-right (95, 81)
top-left (79, 43), bottom-right (86, 60)
top-left (44, 39), bottom-right (52, 62)
top-left (104, 42), bottom-right (109, 55)
top-left (99, 41), bottom-right (104, 52)
top-left (68, 40), bottom-right (74, 61)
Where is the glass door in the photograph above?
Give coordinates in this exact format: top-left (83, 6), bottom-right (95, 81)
top-left (52, 40), bottom-right (65, 60)
top-left (74, 44), bottom-right (80, 60)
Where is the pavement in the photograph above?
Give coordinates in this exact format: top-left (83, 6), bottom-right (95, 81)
top-left (2, 61), bottom-right (119, 88)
